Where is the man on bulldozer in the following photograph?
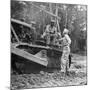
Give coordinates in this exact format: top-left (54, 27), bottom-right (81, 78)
top-left (41, 20), bottom-right (57, 45)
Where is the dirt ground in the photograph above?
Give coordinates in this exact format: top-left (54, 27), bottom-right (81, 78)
top-left (11, 54), bottom-right (87, 90)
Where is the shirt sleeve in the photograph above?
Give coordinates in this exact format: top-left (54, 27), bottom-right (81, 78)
top-left (42, 25), bottom-right (49, 37)
top-left (65, 34), bottom-right (71, 45)
top-left (45, 25), bottom-right (50, 33)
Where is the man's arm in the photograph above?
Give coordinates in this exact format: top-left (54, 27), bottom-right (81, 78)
top-left (41, 25), bottom-right (49, 38)
top-left (58, 37), bottom-right (64, 41)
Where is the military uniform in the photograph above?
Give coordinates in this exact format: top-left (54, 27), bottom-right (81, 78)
top-left (60, 29), bottom-right (71, 73)
top-left (42, 24), bottom-right (57, 45)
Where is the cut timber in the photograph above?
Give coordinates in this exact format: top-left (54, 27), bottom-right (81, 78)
top-left (30, 2), bottom-right (61, 20)
top-left (11, 18), bottom-right (34, 30)
top-left (11, 25), bottom-right (20, 43)
top-left (19, 42), bottom-right (50, 49)
top-left (49, 3), bottom-right (53, 20)
top-left (18, 42), bottom-right (63, 52)
top-left (11, 45), bottom-right (48, 66)
top-left (56, 5), bottom-right (61, 37)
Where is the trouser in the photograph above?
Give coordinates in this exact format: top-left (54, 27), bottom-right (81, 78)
top-left (61, 46), bottom-right (70, 73)
top-left (46, 35), bottom-right (56, 45)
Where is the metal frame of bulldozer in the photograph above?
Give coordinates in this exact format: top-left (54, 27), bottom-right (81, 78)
top-left (11, 18), bottom-right (64, 68)
top-left (11, 18), bottom-right (49, 66)
top-left (11, 3), bottom-right (63, 67)
top-left (11, 2), bottom-right (72, 71)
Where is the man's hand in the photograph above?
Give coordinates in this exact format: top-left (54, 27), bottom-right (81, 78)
top-left (41, 35), bottom-right (44, 38)
top-left (56, 43), bottom-right (62, 47)
top-left (50, 34), bottom-right (56, 36)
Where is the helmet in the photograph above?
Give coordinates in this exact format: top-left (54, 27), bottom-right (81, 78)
top-left (63, 28), bottom-right (69, 34)
top-left (51, 20), bottom-right (56, 23)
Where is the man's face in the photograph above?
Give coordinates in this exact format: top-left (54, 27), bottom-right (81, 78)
top-left (32, 24), bottom-right (36, 27)
top-left (51, 22), bottom-right (54, 27)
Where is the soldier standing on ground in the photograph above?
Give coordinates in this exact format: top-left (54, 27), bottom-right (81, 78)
top-left (58, 28), bottom-right (71, 75)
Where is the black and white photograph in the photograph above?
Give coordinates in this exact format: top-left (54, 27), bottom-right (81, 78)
top-left (11, 0), bottom-right (87, 90)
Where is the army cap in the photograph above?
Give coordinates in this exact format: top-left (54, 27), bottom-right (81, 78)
top-left (63, 28), bottom-right (69, 34)
top-left (51, 20), bottom-right (56, 23)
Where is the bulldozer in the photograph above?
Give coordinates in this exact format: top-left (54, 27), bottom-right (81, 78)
top-left (11, 18), bottom-right (72, 74)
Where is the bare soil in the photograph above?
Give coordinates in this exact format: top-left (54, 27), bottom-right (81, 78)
top-left (11, 54), bottom-right (87, 90)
